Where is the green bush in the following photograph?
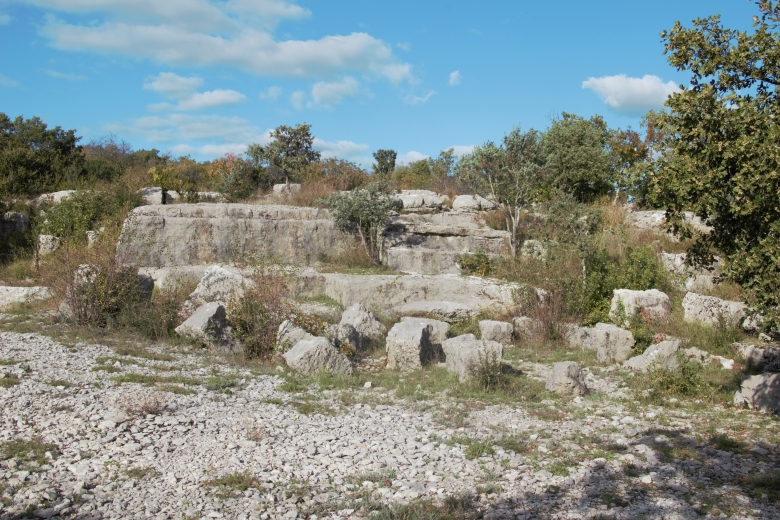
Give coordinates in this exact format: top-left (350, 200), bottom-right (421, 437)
top-left (65, 264), bottom-right (144, 327)
top-left (457, 250), bottom-right (493, 276)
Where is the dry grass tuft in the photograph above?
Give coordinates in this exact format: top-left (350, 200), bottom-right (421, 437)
top-left (118, 391), bottom-right (168, 417)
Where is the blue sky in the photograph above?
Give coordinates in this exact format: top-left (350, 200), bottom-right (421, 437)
top-left (0, 0), bottom-right (759, 166)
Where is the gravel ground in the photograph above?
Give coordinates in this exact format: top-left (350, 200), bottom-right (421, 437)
top-left (0, 331), bottom-right (778, 519)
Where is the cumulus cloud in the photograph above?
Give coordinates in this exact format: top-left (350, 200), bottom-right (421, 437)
top-left (142, 72), bottom-right (245, 111)
top-left (308, 76), bottom-right (366, 108)
top-left (0, 73), bottom-right (21, 87)
top-left (43, 69), bottom-right (87, 80)
top-left (143, 71), bottom-right (202, 98)
top-left (177, 89), bottom-right (246, 110)
top-left (24, 0), bottom-right (413, 84)
top-left (448, 70), bottom-right (461, 86)
top-left (106, 113), bottom-right (259, 143)
top-left (396, 42), bottom-right (410, 51)
top-left (582, 74), bottom-right (677, 113)
top-left (170, 142), bottom-right (251, 157)
top-left (403, 91), bottom-right (436, 105)
top-left (259, 86), bottom-right (282, 100)
top-left (397, 151), bottom-right (429, 165)
top-left (314, 138), bottom-right (371, 164)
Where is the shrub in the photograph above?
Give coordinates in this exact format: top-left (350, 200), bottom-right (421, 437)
top-left (457, 250), bottom-right (493, 277)
top-left (227, 266), bottom-right (291, 359)
top-left (118, 281), bottom-right (194, 340)
top-left (38, 190), bottom-right (105, 242)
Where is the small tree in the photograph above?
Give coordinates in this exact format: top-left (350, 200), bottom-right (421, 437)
top-left (247, 123), bottom-right (321, 186)
top-left (323, 182), bottom-right (397, 264)
top-left (456, 128), bottom-right (547, 258)
top-left (372, 149), bottom-right (397, 178)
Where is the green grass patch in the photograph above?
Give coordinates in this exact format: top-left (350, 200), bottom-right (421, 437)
top-left (111, 373), bottom-right (201, 386)
top-left (124, 466), bottom-right (159, 480)
top-left (743, 470), bottom-right (780, 502)
top-left (203, 470), bottom-right (258, 494)
top-left (112, 347), bottom-right (175, 362)
top-left (347, 469), bottom-right (396, 485)
top-left (0, 358), bottom-right (24, 366)
top-left (475, 483), bottom-right (503, 495)
top-left (260, 397), bottom-right (284, 405)
top-left (204, 376), bottom-right (239, 393)
top-left (92, 365), bottom-right (121, 373)
top-left (156, 384), bottom-right (196, 395)
top-left (291, 398), bottom-right (335, 416)
top-left (0, 437), bottom-right (59, 470)
top-left (368, 494), bottom-right (478, 520)
top-left (44, 379), bottom-right (71, 388)
top-left (0, 375), bottom-right (20, 388)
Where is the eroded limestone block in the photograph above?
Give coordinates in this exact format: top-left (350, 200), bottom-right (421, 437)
top-left (283, 337), bottom-right (352, 376)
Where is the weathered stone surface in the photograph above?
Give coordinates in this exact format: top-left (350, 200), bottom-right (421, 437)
top-left (682, 292), bottom-right (746, 327)
top-left (1, 211), bottom-right (30, 235)
top-left (441, 334), bottom-right (503, 381)
top-left (339, 303), bottom-right (386, 342)
top-left (324, 323), bottom-right (363, 351)
top-left (386, 321), bottom-right (434, 371)
top-left (512, 316), bottom-right (539, 340)
top-left (393, 190), bottom-right (445, 211)
top-left (610, 289), bottom-right (672, 324)
top-left (198, 191), bottom-right (224, 202)
top-left (734, 373), bottom-right (780, 412)
top-left (451, 195), bottom-right (495, 211)
top-left (277, 320), bottom-right (315, 351)
top-left (273, 183), bottom-right (301, 196)
top-left (282, 337), bottom-right (352, 376)
top-left (185, 265), bottom-right (249, 309)
top-left (400, 316), bottom-right (450, 346)
top-left (564, 323), bottom-right (635, 363)
top-left (661, 253), bottom-right (719, 291)
top-left (546, 362), bottom-right (588, 396)
top-left (174, 302), bottom-right (235, 350)
top-left (138, 187), bottom-right (164, 206)
top-left (0, 286), bottom-right (52, 311)
top-left (624, 340), bottom-right (681, 372)
top-left (479, 320), bottom-right (513, 344)
top-left (34, 190), bottom-right (76, 206)
top-left (165, 190), bottom-right (180, 204)
top-left (37, 234), bottom-right (61, 257)
top-left (734, 343), bottom-right (780, 371)
top-left (118, 204), bottom-right (355, 267)
top-left (626, 210), bottom-right (711, 235)
top-left (393, 300), bottom-right (477, 323)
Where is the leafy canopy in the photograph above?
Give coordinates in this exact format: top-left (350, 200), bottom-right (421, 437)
top-left (650, 0), bottom-right (780, 326)
top-left (247, 123), bottom-right (321, 186)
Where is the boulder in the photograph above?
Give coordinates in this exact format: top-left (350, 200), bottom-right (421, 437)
top-left (479, 320), bottom-right (514, 345)
top-left (452, 195), bottom-right (495, 211)
top-left (610, 289), bottom-right (672, 324)
top-left (37, 234), bottom-right (60, 257)
top-left (273, 183), bottom-right (301, 196)
top-left (0, 286), bottom-right (52, 311)
top-left (564, 323), bottom-right (635, 363)
top-left (512, 317), bottom-right (539, 340)
top-left (623, 340), bottom-right (681, 372)
top-left (34, 190), bottom-right (76, 206)
top-left (197, 192), bottom-right (224, 202)
top-left (626, 210), bottom-right (711, 235)
top-left (734, 373), bottom-right (780, 412)
top-left (325, 323), bottom-right (363, 351)
top-left (185, 265), bottom-right (249, 309)
top-left (282, 337), bottom-right (352, 376)
top-left (393, 300), bottom-right (477, 323)
top-left (545, 362), bottom-right (588, 396)
top-left (339, 303), bottom-right (386, 343)
top-left (1, 211), bottom-right (30, 235)
top-left (385, 321), bottom-right (435, 371)
top-left (441, 334), bottom-right (503, 381)
top-left (734, 343), bottom-right (780, 372)
top-left (393, 190), bottom-right (445, 211)
top-left (277, 320), bottom-right (315, 351)
top-left (175, 302), bottom-right (236, 351)
top-left (400, 316), bottom-right (450, 346)
top-left (165, 190), bottom-right (180, 204)
top-left (138, 187), bottom-right (164, 205)
top-left (682, 292), bottom-right (746, 327)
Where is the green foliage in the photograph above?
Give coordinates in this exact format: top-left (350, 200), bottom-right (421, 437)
top-left (651, 1), bottom-right (780, 326)
top-left (0, 437), bottom-right (59, 469)
top-left (372, 149), bottom-right (397, 178)
top-left (246, 123), bottom-right (320, 185)
top-left (457, 250), bottom-right (493, 276)
top-left (542, 112), bottom-right (612, 202)
top-left (208, 154), bottom-right (262, 202)
top-left (38, 190), bottom-right (105, 241)
top-left (66, 264), bottom-right (146, 327)
top-left (644, 354), bottom-right (705, 403)
top-left (322, 181), bottom-right (397, 263)
top-left (457, 129), bottom-right (547, 256)
top-left (393, 149), bottom-right (456, 190)
top-left (0, 113), bottom-right (84, 196)
top-left (300, 157), bottom-right (367, 191)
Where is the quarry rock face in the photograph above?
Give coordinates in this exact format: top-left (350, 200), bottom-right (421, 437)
top-left (682, 292), bottom-right (747, 327)
top-left (385, 321), bottom-right (435, 371)
top-left (441, 334), bottom-right (503, 381)
top-left (546, 361), bottom-right (589, 396)
top-left (282, 337), bottom-right (352, 376)
top-left (610, 289), bottom-right (672, 324)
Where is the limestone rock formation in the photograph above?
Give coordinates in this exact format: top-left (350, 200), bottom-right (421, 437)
top-left (682, 292), bottom-right (746, 327)
top-left (565, 323), bottom-right (635, 363)
top-left (175, 302), bottom-right (237, 352)
top-left (38, 234), bottom-right (60, 257)
top-left (392, 190), bottom-right (445, 211)
top-left (479, 320), bottom-right (514, 345)
top-left (451, 195), bottom-right (495, 211)
top-left (393, 300), bottom-right (477, 323)
top-left (185, 265), bottom-right (249, 309)
top-left (546, 362), bottom-right (588, 396)
top-left (138, 187), bottom-right (164, 206)
top-left (441, 334), bottom-right (503, 381)
top-left (277, 320), bottom-right (315, 352)
top-left (624, 340), bottom-right (682, 372)
top-left (734, 373), bottom-right (780, 412)
top-left (400, 316), bottom-right (450, 347)
top-left (282, 337), bottom-right (352, 376)
top-left (339, 303), bottom-right (386, 343)
top-left (273, 183), bottom-right (301, 196)
top-left (386, 321), bottom-right (435, 371)
top-left (610, 289), bottom-right (671, 325)
top-left (513, 317), bottom-right (539, 340)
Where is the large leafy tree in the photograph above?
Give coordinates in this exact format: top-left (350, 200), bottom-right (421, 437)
top-left (372, 149), bottom-right (397, 178)
top-left (246, 123), bottom-right (321, 186)
top-left (456, 128), bottom-right (548, 257)
top-left (542, 113), bottom-right (613, 202)
top-left (651, 0), bottom-right (780, 326)
top-left (0, 113), bottom-right (84, 196)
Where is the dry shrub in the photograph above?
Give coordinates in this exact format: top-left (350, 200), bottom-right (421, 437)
top-left (244, 420), bottom-right (266, 442)
top-left (118, 391), bottom-right (168, 417)
top-left (118, 278), bottom-right (197, 340)
top-left (299, 158), bottom-right (368, 191)
top-left (290, 180), bottom-right (333, 207)
top-left (480, 210), bottom-right (508, 231)
top-left (227, 265), bottom-right (291, 359)
top-left (524, 289), bottom-right (570, 341)
top-left (320, 244), bottom-right (374, 269)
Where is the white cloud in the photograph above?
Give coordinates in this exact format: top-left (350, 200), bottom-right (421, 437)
top-left (448, 70), bottom-right (461, 86)
top-left (143, 72), bottom-right (202, 98)
top-left (309, 76), bottom-right (364, 108)
top-left (0, 73), bottom-right (20, 87)
top-left (449, 145), bottom-right (475, 157)
top-left (176, 89), bottom-right (246, 110)
top-left (403, 91), bottom-right (436, 105)
top-left (397, 151), bottom-right (429, 165)
top-left (26, 0), bottom-right (414, 84)
top-left (107, 113), bottom-right (259, 142)
top-left (259, 86), bottom-right (282, 100)
top-left (43, 69), bottom-right (87, 80)
top-left (582, 74), bottom-right (677, 113)
top-left (396, 42), bottom-right (410, 51)
top-left (0, 13), bottom-right (11, 24)
top-left (314, 138), bottom-right (370, 164)
top-left (170, 142), bottom-right (250, 157)
top-left (290, 90), bottom-right (306, 110)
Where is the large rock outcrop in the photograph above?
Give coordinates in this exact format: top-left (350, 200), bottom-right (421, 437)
top-left (564, 323), bottom-right (636, 363)
top-left (385, 321), bottom-right (435, 371)
top-left (441, 334), bottom-right (503, 381)
top-left (282, 337), bottom-right (352, 376)
top-left (682, 292), bottom-right (747, 327)
top-left (610, 289), bottom-right (671, 324)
